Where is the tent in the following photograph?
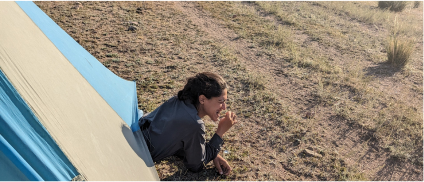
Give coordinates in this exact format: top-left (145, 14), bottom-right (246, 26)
top-left (0, 1), bottom-right (159, 180)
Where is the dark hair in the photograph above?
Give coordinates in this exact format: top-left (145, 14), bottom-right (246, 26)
top-left (177, 72), bottom-right (227, 109)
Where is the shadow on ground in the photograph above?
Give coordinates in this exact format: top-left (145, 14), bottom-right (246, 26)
top-left (374, 157), bottom-right (423, 181)
top-left (365, 61), bottom-right (402, 78)
top-left (158, 156), bottom-right (232, 181)
top-left (327, 115), bottom-right (423, 181)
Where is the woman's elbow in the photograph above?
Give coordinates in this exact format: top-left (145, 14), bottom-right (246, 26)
top-left (186, 163), bottom-right (204, 173)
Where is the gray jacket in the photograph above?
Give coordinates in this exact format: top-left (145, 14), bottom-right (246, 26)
top-left (139, 96), bottom-right (223, 172)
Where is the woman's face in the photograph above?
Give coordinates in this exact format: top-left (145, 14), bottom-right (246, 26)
top-left (200, 89), bottom-right (227, 121)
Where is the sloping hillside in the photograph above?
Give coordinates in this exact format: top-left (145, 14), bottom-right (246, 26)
top-left (35, 1), bottom-right (423, 181)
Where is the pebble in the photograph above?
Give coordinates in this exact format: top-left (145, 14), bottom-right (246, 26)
top-left (136, 7), bottom-right (143, 14)
top-left (128, 26), bottom-right (137, 31)
top-left (303, 149), bottom-right (323, 158)
top-left (305, 111), bottom-right (315, 119)
top-left (128, 21), bottom-right (139, 25)
top-left (73, 2), bottom-right (83, 10)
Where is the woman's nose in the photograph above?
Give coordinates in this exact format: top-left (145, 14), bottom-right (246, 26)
top-left (222, 102), bottom-right (226, 110)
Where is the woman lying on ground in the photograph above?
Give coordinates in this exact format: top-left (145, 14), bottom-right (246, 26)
top-left (139, 72), bottom-right (238, 175)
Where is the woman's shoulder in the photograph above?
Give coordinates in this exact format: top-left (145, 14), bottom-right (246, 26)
top-left (152, 96), bottom-right (203, 124)
top-left (140, 96), bottom-right (203, 137)
top-left (171, 97), bottom-right (204, 126)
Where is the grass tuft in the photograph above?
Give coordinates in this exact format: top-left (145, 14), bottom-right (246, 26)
top-left (243, 73), bottom-right (267, 91)
top-left (378, 1), bottom-right (409, 12)
top-left (413, 1), bottom-right (421, 8)
top-left (385, 36), bottom-right (414, 68)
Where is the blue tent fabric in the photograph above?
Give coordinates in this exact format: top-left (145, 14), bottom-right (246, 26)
top-left (0, 147), bottom-right (29, 181)
top-left (0, 70), bottom-right (78, 181)
top-left (16, 1), bottom-right (141, 131)
top-left (0, 135), bottom-right (43, 181)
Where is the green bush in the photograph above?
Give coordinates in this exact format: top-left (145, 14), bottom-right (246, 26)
top-left (386, 36), bottom-right (414, 68)
top-left (378, 1), bottom-right (409, 12)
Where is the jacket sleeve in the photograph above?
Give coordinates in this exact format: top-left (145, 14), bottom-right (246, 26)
top-left (182, 124), bottom-right (223, 172)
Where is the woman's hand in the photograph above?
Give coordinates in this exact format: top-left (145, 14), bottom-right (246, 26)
top-left (213, 154), bottom-right (231, 175)
top-left (216, 111), bottom-right (237, 138)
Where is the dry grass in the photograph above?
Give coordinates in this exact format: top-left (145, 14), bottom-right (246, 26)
top-left (199, 1), bottom-right (423, 179)
top-left (35, 1), bottom-right (422, 181)
top-left (379, 1), bottom-right (409, 12)
top-left (386, 36), bottom-right (414, 68)
top-left (414, 1), bottom-right (421, 8)
top-left (385, 16), bottom-right (415, 68)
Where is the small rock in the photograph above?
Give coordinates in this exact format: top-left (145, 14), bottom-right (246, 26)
top-left (136, 7), bottom-right (143, 14)
top-left (127, 26), bottom-right (137, 31)
top-left (125, 21), bottom-right (139, 26)
top-left (333, 150), bottom-right (339, 156)
top-left (303, 149), bottom-right (322, 158)
top-left (293, 139), bottom-right (301, 146)
top-left (129, 21), bottom-right (139, 25)
top-left (73, 2), bottom-right (83, 10)
top-left (305, 111), bottom-right (315, 119)
top-left (332, 141), bottom-right (339, 147)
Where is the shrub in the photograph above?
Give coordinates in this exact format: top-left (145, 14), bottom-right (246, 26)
top-left (413, 1), bottom-right (421, 8)
top-left (385, 36), bottom-right (414, 68)
top-left (378, 1), bottom-right (409, 12)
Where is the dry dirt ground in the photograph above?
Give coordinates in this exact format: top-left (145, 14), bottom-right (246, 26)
top-left (35, 1), bottom-right (422, 181)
